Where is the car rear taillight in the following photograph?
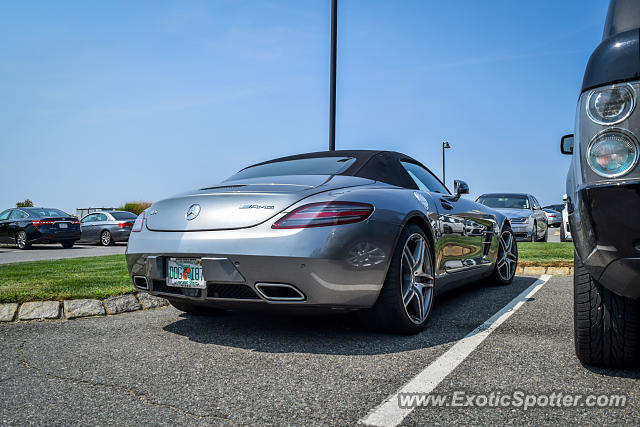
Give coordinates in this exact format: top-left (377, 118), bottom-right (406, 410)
top-left (272, 202), bottom-right (374, 229)
top-left (72, 219), bottom-right (80, 225)
top-left (32, 220), bottom-right (54, 227)
top-left (131, 212), bottom-right (145, 232)
top-left (118, 222), bottom-right (134, 228)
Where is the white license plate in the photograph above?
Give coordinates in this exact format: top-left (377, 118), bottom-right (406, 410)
top-left (167, 258), bottom-right (205, 289)
top-left (59, 223), bottom-right (68, 229)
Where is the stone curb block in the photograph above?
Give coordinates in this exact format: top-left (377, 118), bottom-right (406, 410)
top-left (0, 303), bottom-right (19, 322)
top-left (64, 299), bottom-right (106, 319)
top-left (517, 266), bottom-right (573, 276)
top-left (137, 292), bottom-right (169, 310)
top-left (18, 301), bottom-right (60, 321)
top-left (523, 266), bottom-right (548, 276)
top-left (104, 294), bottom-right (141, 315)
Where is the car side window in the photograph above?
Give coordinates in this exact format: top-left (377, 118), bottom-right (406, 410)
top-left (0, 209), bottom-right (10, 220)
top-left (96, 213), bottom-right (108, 221)
top-left (81, 214), bottom-right (95, 223)
top-left (9, 210), bottom-right (26, 220)
top-left (401, 161), bottom-right (449, 194)
top-left (531, 196), bottom-right (540, 209)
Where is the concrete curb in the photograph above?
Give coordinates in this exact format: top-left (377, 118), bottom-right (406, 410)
top-left (517, 265), bottom-right (573, 276)
top-left (0, 262), bottom-right (571, 323)
top-left (0, 292), bottom-right (168, 323)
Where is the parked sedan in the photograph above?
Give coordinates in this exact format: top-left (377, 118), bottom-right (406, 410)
top-left (475, 193), bottom-right (548, 242)
top-left (79, 211), bottom-right (138, 246)
top-left (0, 207), bottom-right (80, 249)
top-left (127, 150), bottom-right (519, 335)
top-left (542, 208), bottom-right (562, 227)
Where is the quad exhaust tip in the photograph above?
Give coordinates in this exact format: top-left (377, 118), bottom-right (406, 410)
top-left (133, 276), bottom-right (149, 290)
top-left (254, 283), bottom-right (306, 301)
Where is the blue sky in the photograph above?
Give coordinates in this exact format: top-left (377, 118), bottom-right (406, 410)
top-left (0, 1), bottom-right (609, 213)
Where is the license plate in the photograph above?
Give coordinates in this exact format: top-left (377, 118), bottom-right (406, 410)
top-left (167, 258), bottom-right (205, 289)
top-left (59, 223), bottom-right (68, 229)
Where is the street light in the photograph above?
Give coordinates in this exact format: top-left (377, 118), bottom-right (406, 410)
top-left (442, 141), bottom-right (451, 185)
top-left (329, 0), bottom-right (337, 151)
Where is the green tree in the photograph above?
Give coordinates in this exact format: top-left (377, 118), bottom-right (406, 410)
top-left (16, 199), bottom-right (34, 208)
top-left (118, 201), bottom-right (151, 216)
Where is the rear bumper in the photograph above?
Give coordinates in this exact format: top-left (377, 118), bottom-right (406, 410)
top-left (30, 231), bottom-right (81, 243)
top-left (126, 219), bottom-right (399, 308)
top-left (571, 181), bottom-right (640, 298)
top-left (111, 229), bottom-right (131, 242)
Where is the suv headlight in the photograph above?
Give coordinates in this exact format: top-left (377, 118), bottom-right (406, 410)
top-left (587, 129), bottom-right (639, 178)
top-left (587, 83), bottom-right (636, 125)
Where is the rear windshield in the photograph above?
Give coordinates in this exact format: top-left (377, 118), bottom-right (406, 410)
top-left (25, 208), bottom-right (70, 217)
top-left (111, 211), bottom-right (138, 220)
top-left (227, 157), bottom-right (356, 181)
top-left (476, 195), bottom-right (530, 209)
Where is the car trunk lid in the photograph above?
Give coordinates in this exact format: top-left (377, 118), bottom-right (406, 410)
top-left (146, 175), bottom-right (375, 231)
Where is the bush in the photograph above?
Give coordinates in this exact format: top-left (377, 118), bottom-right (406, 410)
top-left (16, 199), bottom-right (34, 208)
top-left (118, 201), bottom-right (151, 216)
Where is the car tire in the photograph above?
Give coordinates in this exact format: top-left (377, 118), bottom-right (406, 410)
top-left (574, 253), bottom-right (640, 368)
top-left (169, 300), bottom-right (225, 316)
top-left (488, 224), bottom-right (518, 285)
top-left (560, 226), bottom-right (567, 242)
top-left (360, 224), bottom-right (435, 335)
top-left (61, 241), bottom-right (74, 249)
top-left (530, 223), bottom-right (537, 242)
top-left (100, 230), bottom-right (114, 246)
top-left (16, 231), bottom-right (31, 250)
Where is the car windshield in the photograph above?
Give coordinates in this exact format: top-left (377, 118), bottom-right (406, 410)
top-left (226, 157), bottom-right (356, 181)
top-left (111, 211), bottom-right (138, 220)
top-left (25, 208), bottom-right (70, 217)
top-left (477, 195), bottom-right (530, 209)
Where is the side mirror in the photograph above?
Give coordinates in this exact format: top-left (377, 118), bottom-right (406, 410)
top-left (454, 180), bottom-right (469, 198)
top-left (561, 134), bottom-right (574, 155)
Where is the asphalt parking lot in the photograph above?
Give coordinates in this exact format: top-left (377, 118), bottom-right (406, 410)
top-left (0, 244), bottom-right (127, 265)
top-left (547, 225), bottom-right (561, 242)
top-left (2, 274), bottom-right (638, 425)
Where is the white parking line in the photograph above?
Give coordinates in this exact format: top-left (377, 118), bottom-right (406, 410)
top-left (359, 274), bottom-right (553, 427)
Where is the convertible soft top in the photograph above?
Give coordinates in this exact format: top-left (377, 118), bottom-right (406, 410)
top-left (241, 150), bottom-right (438, 190)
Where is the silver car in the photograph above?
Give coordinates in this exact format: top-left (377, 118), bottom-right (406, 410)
top-left (475, 193), bottom-right (548, 242)
top-left (79, 211), bottom-right (138, 246)
top-left (126, 150), bottom-right (518, 334)
top-left (542, 208), bottom-right (562, 228)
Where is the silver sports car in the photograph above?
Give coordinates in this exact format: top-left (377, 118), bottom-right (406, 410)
top-left (126, 150), bottom-right (518, 334)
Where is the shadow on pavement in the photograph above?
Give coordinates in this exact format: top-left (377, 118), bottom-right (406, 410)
top-left (163, 276), bottom-right (538, 356)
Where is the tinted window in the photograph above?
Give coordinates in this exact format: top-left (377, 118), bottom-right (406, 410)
top-left (81, 214), bottom-right (96, 223)
top-left (401, 162), bottom-right (449, 194)
top-left (9, 210), bottom-right (27, 219)
top-left (477, 195), bottom-right (530, 209)
top-left (227, 157), bottom-right (356, 181)
top-left (544, 204), bottom-right (564, 212)
top-left (0, 210), bottom-right (10, 220)
top-left (26, 208), bottom-right (69, 217)
top-left (110, 211), bottom-right (138, 220)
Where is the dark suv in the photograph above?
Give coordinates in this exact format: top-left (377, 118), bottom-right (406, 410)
top-left (561, 0), bottom-right (640, 368)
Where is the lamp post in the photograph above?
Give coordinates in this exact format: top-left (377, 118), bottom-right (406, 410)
top-left (329, 0), bottom-right (337, 151)
top-left (442, 141), bottom-right (450, 185)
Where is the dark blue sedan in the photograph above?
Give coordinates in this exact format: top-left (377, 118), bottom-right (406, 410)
top-left (0, 207), bottom-right (81, 249)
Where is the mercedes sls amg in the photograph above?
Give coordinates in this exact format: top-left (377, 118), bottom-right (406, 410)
top-left (126, 150), bottom-right (517, 334)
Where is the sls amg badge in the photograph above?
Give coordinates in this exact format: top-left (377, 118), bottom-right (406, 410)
top-left (239, 204), bottom-right (275, 210)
